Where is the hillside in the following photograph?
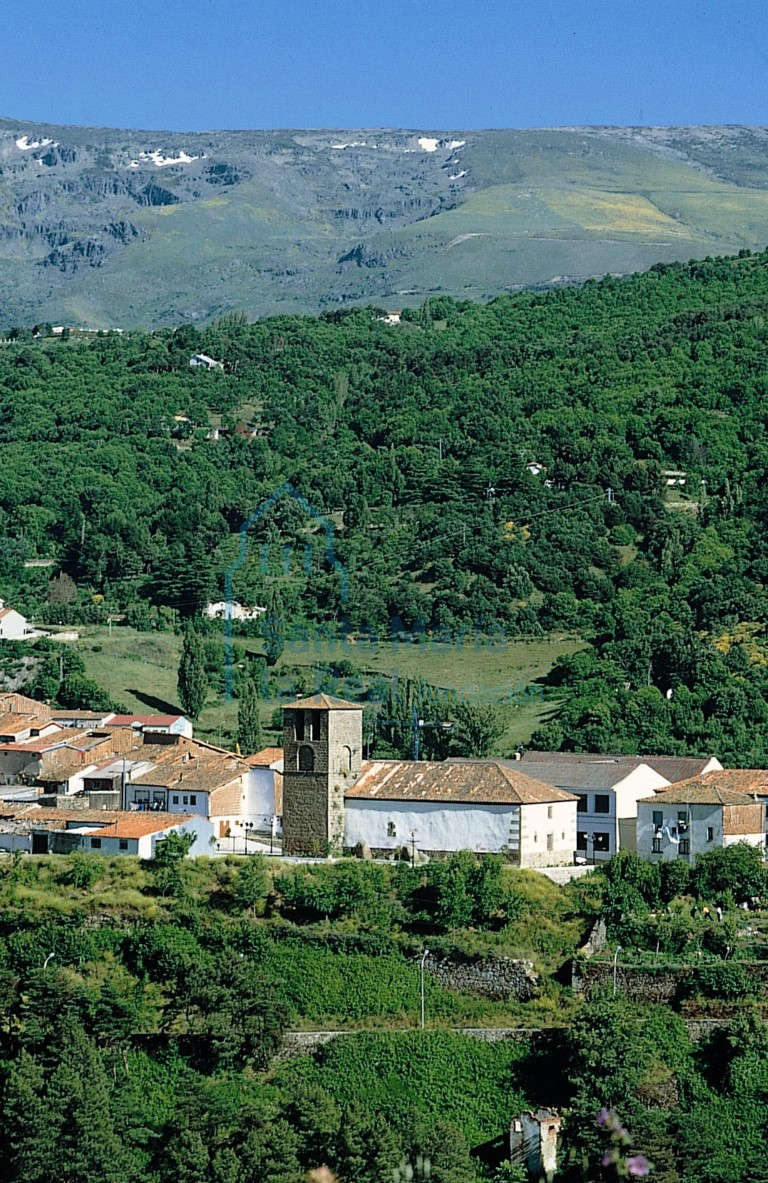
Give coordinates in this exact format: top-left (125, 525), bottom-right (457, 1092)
top-left (4, 249), bottom-right (768, 759)
top-left (0, 849), bottom-right (766, 1182)
top-left (4, 119), bottom-right (768, 326)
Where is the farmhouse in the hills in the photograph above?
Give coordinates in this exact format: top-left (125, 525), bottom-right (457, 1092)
top-left (281, 695), bottom-right (578, 864)
top-left (0, 600), bottom-right (41, 640)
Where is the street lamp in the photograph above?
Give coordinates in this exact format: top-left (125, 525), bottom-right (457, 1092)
top-left (420, 948), bottom-right (429, 1029)
top-left (613, 945), bottom-right (622, 998)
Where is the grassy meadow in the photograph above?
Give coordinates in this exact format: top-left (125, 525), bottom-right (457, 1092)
top-left (77, 625), bottom-right (583, 751)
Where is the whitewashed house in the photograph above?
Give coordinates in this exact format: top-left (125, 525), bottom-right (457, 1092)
top-left (189, 354), bottom-right (224, 370)
top-left (108, 713), bottom-right (193, 738)
top-left (204, 601), bottom-right (265, 622)
top-left (122, 735), bottom-right (276, 843)
top-left (0, 804), bottom-right (211, 857)
top-left (244, 746), bottom-right (284, 833)
top-left (345, 759), bottom-right (577, 865)
top-left (519, 752), bottom-right (722, 862)
top-left (0, 601), bottom-right (38, 640)
top-left (637, 775), bottom-right (765, 863)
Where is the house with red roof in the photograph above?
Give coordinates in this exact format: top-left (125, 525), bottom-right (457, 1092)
top-left (108, 713), bottom-right (193, 738)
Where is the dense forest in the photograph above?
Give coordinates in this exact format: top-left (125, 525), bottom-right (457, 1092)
top-left (0, 847), bottom-right (764, 1182)
top-left (4, 249), bottom-right (768, 758)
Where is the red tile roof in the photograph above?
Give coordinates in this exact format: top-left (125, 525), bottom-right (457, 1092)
top-left (347, 760), bottom-right (578, 805)
top-left (283, 694), bottom-right (362, 710)
top-left (109, 714), bottom-right (185, 727)
top-left (86, 813), bottom-right (196, 839)
top-left (245, 746), bottom-right (283, 766)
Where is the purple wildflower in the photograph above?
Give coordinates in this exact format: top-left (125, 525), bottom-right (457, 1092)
top-left (626, 1155), bottom-right (651, 1178)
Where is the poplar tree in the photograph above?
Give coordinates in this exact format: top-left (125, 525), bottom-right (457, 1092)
top-left (261, 587), bottom-right (286, 667)
top-left (237, 678), bottom-right (263, 755)
top-left (177, 625), bottom-right (207, 719)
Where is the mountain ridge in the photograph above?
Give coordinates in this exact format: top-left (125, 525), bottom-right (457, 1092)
top-left (3, 117), bottom-right (768, 327)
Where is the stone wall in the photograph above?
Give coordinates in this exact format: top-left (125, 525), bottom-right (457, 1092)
top-left (282, 772), bottom-right (330, 855)
top-left (277, 1025), bottom-right (541, 1060)
top-left (573, 958), bottom-right (768, 1003)
top-left (425, 953), bottom-right (540, 1001)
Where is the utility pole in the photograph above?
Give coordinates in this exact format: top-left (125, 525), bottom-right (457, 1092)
top-left (420, 948), bottom-right (429, 1028)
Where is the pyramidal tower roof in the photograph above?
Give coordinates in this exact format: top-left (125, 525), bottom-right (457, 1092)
top-left (283, 693), bottom-right (363, 711)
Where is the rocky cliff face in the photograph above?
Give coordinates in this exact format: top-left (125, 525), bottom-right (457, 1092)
top-left (2, 118), bottom-right (768, 327)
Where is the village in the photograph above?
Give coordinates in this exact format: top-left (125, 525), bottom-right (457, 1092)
top-left (0, 677), bottom-right (763, 874)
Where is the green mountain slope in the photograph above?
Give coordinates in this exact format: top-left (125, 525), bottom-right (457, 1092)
top-left (2, 119), bottom-right (768, 326)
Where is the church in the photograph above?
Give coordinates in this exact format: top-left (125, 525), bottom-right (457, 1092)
top-left (281, 694), bottom-right (578, 865)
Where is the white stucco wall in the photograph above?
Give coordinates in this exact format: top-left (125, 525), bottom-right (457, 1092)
top-left (344, 798), bottom-right (518, 854)
top-left (571, 766), bottom-right (670, 860)
top-left (637, 801), bottom-right (764, 862)
top-left (243, 768), bottom-right (278, 829)
top-left (518, 800), bottom-right (577, 867)
top-left (344, 798), bottom-right (576, 865)
top-left (0, 611), bottom-right (31, 640)
top-left (0, 832), bottom-right (32, 853)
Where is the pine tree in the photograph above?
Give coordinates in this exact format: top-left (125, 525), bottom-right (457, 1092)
top-left (177, 625), bottom-right (207, 718)
top-left (237, 678), bottom-right (264, 754)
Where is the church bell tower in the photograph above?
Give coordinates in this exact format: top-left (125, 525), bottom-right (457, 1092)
top-left (282, 694), bottom-right (363, 855)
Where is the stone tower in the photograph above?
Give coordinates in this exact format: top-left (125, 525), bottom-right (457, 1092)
top-left (282, 693), bottom-right (363, 856)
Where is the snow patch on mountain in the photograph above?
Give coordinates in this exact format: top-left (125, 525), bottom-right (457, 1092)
top-left (128, 150), bottom-right (204, 168)
top-left (16, 136), bottom-right (56, 151)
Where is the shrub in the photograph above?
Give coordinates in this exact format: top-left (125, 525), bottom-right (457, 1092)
top-left (692, 844), bottom-right (768, 904)
top-left (683, 964), bottom-right (756, 1002)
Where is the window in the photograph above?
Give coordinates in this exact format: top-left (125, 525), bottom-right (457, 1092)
top-left (707, 826), bottom-right (714, 842)
top-left (182, 795), bottom-right (188, 805)
top-left (310, 711), bottom-right (321, 741)
top-left (679, 839), bottom-right (690, 856)
top-left (295, 710), bottom-right (305, 741)
top-left (172, 795), bottom-right (179, 805)
top-left (652, 810), bottom-right (663, 828)
top-left (190, 795), bottom-right (197, 805)
top-left (342, 745), bottom-right (353, 772)
top-left (387, 821), bottom-right (396, 837)
top-left (577, 794), bottom-right (588, 813)
top-left (119, 840), bottom-right (128, 851)
top-left (533, 832), bottom-right (538, 844)
top-left (677, 810), bottom-right (689, 833)
top-left (652, 838), bottom-right (662, 854)
top-left (547, 805), bottom-right (553, 819)
top-left (577, 831), bottom-right (588, 851)
top-left (594, 795), bottom-right (610, 814)
top-left (298, 745), bottom-right (315, 772)
top-left (546, 833), bottom-right (554, 851)
top-left (90, 838), bottom-right (102, 849)
top-left (593, 833), bottom-right (610, 853)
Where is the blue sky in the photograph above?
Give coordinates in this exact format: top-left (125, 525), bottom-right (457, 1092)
top-left (1, 0), bottom-right (766, 130)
